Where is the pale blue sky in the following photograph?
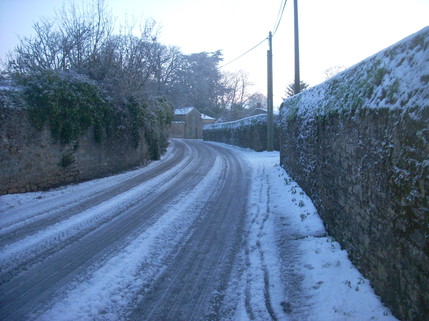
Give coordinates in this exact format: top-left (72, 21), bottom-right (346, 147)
top-left (1, 0), bottom-right (428, 105)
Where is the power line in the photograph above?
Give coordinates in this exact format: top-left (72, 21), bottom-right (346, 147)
top-left (273, 0), bottom-right (286, 31)
top-left (273, 0), bottom-right (288, 36)
top-left (219, 37), bottom-right (267, 68)
top-left (220, 0), bottom-right (288, 69)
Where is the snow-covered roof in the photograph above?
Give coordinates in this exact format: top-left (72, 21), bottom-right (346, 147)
top-left (201, 114), bottom-right (215, 120)
top-left (174, 107), bottom-right (197, 115)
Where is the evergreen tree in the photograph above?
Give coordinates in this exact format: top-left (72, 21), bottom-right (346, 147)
top-left (285, 80), bottom-right (309, 97)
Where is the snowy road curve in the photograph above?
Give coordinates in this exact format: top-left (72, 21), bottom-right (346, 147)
top-left (0, 139), bottom-right (250, 320)
top-left (0, 139), bottom-right (398, 321)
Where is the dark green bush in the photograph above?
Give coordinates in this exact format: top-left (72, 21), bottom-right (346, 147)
top-left (17, 70), bottom-right (111, 144)
top-left (12, 70), bottom-right (172, 156)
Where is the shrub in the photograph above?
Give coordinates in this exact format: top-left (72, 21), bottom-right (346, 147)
top-left (16, 70), bottom-right (112, 144)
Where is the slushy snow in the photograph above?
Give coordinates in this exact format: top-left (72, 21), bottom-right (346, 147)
top-left (0, 141), bottom-right (398, 320)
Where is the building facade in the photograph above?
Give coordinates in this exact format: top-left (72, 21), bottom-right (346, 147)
top-left (170, 107), bottom-right (203, 139)
top-left (202, 113), bottom-right (216, 125)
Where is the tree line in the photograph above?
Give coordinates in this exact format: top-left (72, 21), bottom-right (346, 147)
top-left (2, 0), bottom-right (266, 121)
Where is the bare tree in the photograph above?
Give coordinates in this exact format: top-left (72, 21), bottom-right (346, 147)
top-left (7, 0), bottom-right (113, 75)
top-left (5, 0), bottom-right (261, 121)
top-left (219, 70), bottom-right (253, 110)
top-left (247, 92), bottom-right (267, 109)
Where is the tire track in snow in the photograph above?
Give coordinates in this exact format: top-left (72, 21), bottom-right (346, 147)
top-left (244, 164), bottom-right (285, 321)
top-left (34, 151), bottom-right (225, 321)
top-left (0, 141), bottom-right (194, 283)
top-left (0, 140), bottom-right (185, 245)
top-left (128, 143), bottom-right (250, 321)
top-left (0, 140), bottom-right (219, 320)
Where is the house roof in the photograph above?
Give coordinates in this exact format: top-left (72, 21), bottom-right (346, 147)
top-left (248, 107), bottom-right (279, 116)
top-left (253, 108), bottom-right (268, 113)
top-left (174, 107), bottom-right (198, 115)
top-left (201, 113), bottom-right (215, 120)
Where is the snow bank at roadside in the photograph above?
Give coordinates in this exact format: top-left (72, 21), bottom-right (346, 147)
top-left (211, 142), bottom-right (398, 321)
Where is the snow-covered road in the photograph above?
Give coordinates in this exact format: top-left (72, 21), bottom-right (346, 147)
top-left (0, 139), bottom-right (398, 321)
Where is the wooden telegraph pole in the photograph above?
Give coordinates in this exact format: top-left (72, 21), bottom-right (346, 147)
top-left (294, 0), bottom-right (300, 94)
top-left (267, 32), bottom-right (274, 151)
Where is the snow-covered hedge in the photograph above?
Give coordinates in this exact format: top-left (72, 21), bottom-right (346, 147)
top-left (280, 27), bottom-right (429, 321)
top-left (204, 114), bottom-right (269, 130)
top-left (203, 114), bottom-right (280, 151)
top-left (282, 26), bottom-right (428, 122)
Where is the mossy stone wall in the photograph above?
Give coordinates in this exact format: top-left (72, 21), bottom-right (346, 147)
top-left (280, 27), bottom-right (429, 321)
top-left (0, 107), bottom-right (168, 194)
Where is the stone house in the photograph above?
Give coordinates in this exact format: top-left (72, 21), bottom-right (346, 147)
top-left (202, 113), bottom-right (216, 125)
top-left (170, 107), bottom-right (203, 139)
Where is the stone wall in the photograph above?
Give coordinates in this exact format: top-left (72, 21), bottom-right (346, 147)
top-left (0, 107), bottom-right (160, 195)
top-left (203, 114), bottom-right (280, 151)
top-left (280, 27), bottom-right (428, 321)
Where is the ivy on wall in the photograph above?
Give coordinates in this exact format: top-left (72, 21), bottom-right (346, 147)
top-left (18, 70), bottom-right (111, 144)
top-left (13, 70), bottom-right (173, 159)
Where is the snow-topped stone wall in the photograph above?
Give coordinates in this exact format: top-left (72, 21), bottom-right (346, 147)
top-left (280, 27), bottom-right (428, 321)
top-left (0, 107), bottom-right (165, 195)
top-left (203, 114), bottom-right (280, 151)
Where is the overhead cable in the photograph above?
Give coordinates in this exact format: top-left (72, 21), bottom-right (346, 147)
top-left (219, 37), bottom-right (267, 68)
top-left (273, 0), bottom-right (286, 30)
top-left (273, 0), bottom-right (288, 36)
top-left (220, 0), bottom-right (288, 68)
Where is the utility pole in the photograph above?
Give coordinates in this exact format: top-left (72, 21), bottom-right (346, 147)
top-left (267, 32), bottom-right (274, 151)
top-left (294, 0), bottom-right (301, 94)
